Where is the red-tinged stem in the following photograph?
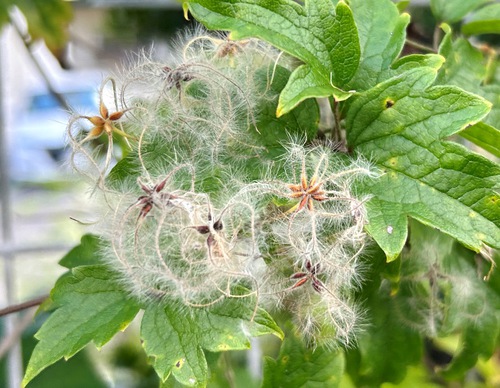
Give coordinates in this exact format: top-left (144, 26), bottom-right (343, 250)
top-left (0, 295), bottom-right (49, 318)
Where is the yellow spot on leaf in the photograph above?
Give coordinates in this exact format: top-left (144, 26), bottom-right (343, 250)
top-left (388, 157), bottom-right (398, 167)
top-left (175, 358), bottom-right (185, 368)
top-left (469, 211), bottom-right (477, 218)
top-left (384, 97), bottom-right (395, 109)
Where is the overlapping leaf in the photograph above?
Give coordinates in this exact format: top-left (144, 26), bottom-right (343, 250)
top-left (435, 26), bottom-right (500, 158)
top-left (252, 65), bottom-right (319, 159)
top-left (141, 294), bottom-right (283, 387)
top-left (59, 234), bottom-right (103, 269)
top-left (262, 330), bottom-right (345, 388)
top-left (430, 0), bottom-right (490, 23)
top-left (435, 29), bottom-right (487, 92)
top-left (346, 65), bottom-right (499, 260)
top-left (22, 266), bottom-right (141, 387)
top-left (462, 3), bottom-right (500, 35)
top-left (460, 122), bottom-right (500, 158)
top-left (184, 0), bottom-right (360, 115)
top-left (348, 0), bottom-right (410, 91)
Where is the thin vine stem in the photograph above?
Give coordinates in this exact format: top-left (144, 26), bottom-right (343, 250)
top-left (0, 295), bottom-right (49, 318)
top-left (433, 24), bottom-right (442, 52)
top-left (330, 98), bottom-right (342, 143)
top-left (405, 38), bottom-right (436, 53)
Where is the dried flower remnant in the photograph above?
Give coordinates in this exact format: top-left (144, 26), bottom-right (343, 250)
top-left (133, 176), bottom-right (177, 222)
top-left (162, 64), bottom-right (196, 92)
top-left (66, 29), bottom-right (379, 351)
top-left (68, 77), bottom-right (136, 185)
top-left (190, 207), bottom-right (225, 265)
top-left (287, 154), bottom-right (329, 215)
top-left (290, 260), bottom-right (325, 293)
top-left (80, 100), bottom-right (131, 143)
top-left (182, 31), bottom-right (251, 61)
top-left (275, 144), bottom-right (376, 222)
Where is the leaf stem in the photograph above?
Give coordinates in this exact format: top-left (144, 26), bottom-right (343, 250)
top-left (482, 45), bottom-right (498, 85)
top-left (405, 38), bottom-right (436, 53)
top-left (331, 98), bottom-right (342, 143)
top-left (433, 25), bottom-right (442, 52)
top-left (0, 295), bottom-right (49, 317)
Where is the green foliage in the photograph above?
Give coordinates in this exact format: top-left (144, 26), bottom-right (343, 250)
top-left (58, 234), bottom-right (103, 269)
top-left (22, 1), bottom-right (500, 387)
top-left (436, 24), bottom-right (500, 155)
top-left (348, 0), bottom-right (410, 90)
top-left (460, 122), bottom-right (500, 158)
top-left (142, 294), bottom-right (282, 386)
top-left (395, 220), bottom-right (500, 378)
top-left (6, 0), bottom-right (72, 51)
top-left (22, 266), bottom-right (141, 387)
top-left (430, 0), bottom-right (490, 23)
top-left (347, 65), bottom-right (497, 260)
top-left (186, 0), bottom-right (360, 115)
top-left (262, 329), bottom-right (345, 388)
top-left (462, 3), bottom-right (500, 35)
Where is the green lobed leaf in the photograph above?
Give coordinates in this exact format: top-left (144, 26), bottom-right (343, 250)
top-left (141, 293), bottom-right (283, 387)
top-left (381, 365), bottom-right (442, 388)
top-left (462, 3), bottom-right (500, 35)
top-left (460, 122), bottom-right (500, 158)
top-left (481, 84), bottom-right (500, 128)
top-left (430, 0), bottom-right (490, 23)
top-left (160, 351), bottom-right (255, 388)
top-left (435, 27), bottom-right (487, 93)
top-left (262, 330), bottom-right (344, 388)
top-left (22, 265), bottom-right (141, 387)
top-left (435, 26), bottom-right (500, 157)
top-left (59, 234), bottom-right (103, 269)
top-left (346, 66), bottom-right (499, 261)
top-left (277, 64), bottom-right (353, 116)
top-left (185, 0), bottom-right (360, 115)
top-left (380, 54), bottom-right (445, 83)
top-left (348, 0), bottom-right (410, 91)
top-left (252, 65), bottom-right (319, 159)
top-left (443, 312), bottom-right (500, 379)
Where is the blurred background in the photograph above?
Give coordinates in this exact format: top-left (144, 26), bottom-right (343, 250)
top-left (0, 0), bottom-right (472, 387)
top-left (0, 1), bottom-right (188, 386)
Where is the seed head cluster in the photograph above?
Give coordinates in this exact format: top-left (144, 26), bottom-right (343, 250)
top-left (68, 29), bottom-right (378, 348)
